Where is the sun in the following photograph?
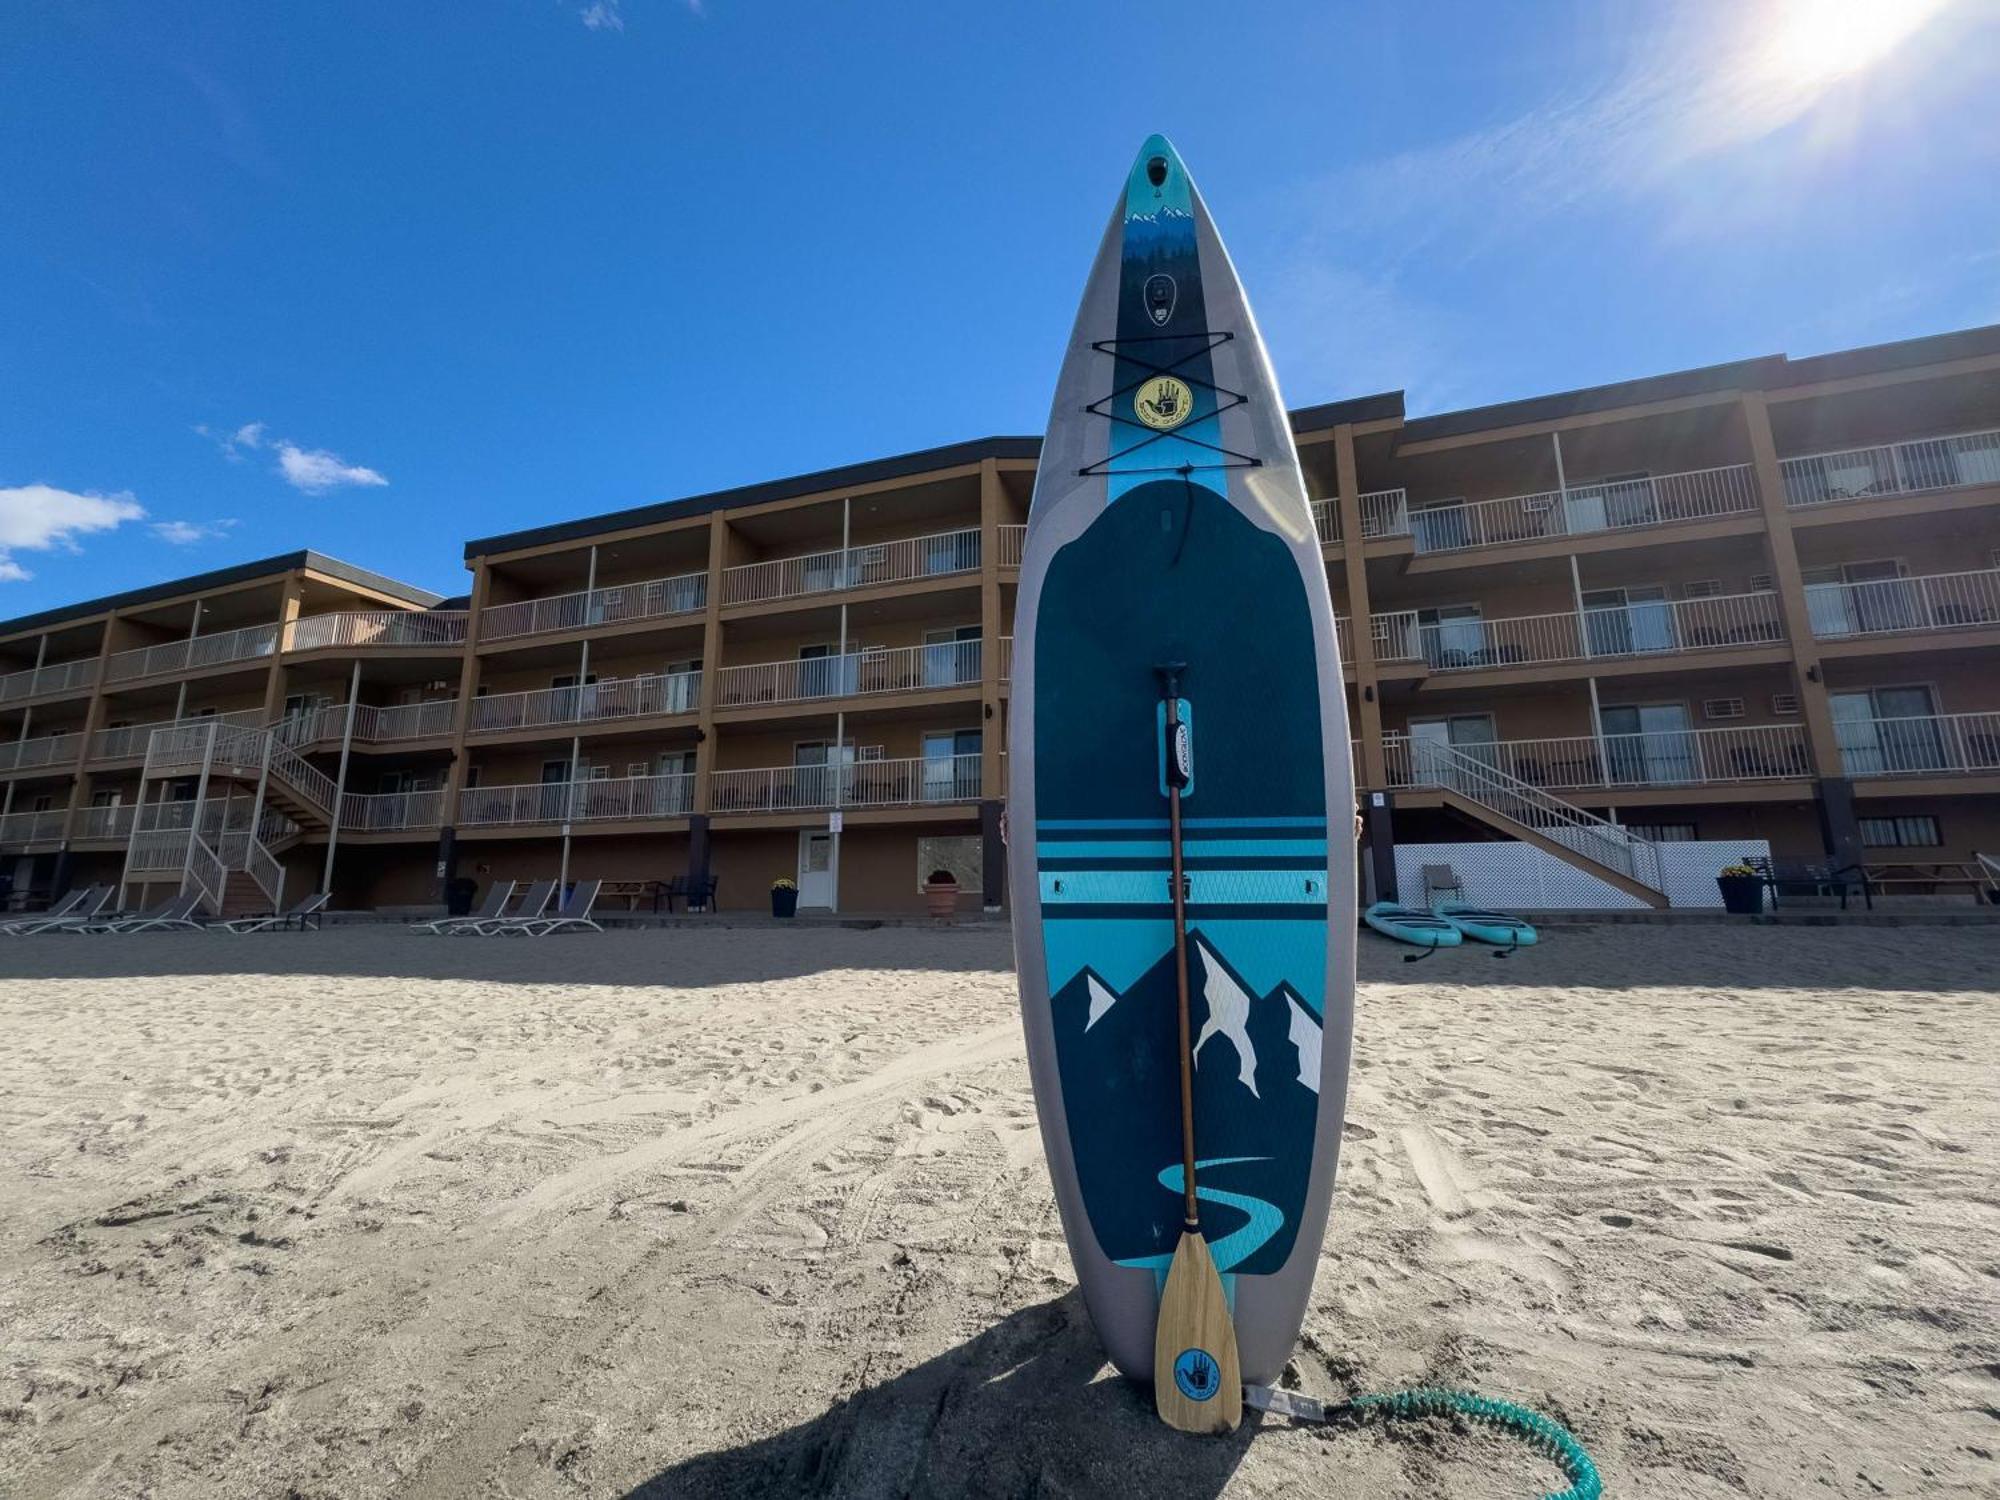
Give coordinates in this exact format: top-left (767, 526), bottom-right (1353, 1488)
top-left (1762, 0), bottom-right (1953, 86)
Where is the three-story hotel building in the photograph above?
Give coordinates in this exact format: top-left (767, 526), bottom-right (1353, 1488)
top-left (4, 323), bottom-right (1997, 914)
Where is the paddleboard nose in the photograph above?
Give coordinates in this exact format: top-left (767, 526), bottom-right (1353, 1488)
top-left (1129, 134), bottom-right (1186, 198)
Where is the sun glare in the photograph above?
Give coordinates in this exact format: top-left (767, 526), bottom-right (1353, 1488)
top-left (1764, 0), bottom-right (1951, 85)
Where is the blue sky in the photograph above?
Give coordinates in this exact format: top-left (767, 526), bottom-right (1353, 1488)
top-left (3, 0), bottom-right (1996, 613)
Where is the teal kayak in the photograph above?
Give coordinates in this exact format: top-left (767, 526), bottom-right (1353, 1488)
top-left (1435, 903), bottom-right (1539, 947)
top-left (1364, 902), bottom-right (1462, 949)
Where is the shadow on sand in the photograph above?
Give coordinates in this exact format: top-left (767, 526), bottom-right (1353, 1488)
top-left (621, 1291), bottom-right (1263, 1499)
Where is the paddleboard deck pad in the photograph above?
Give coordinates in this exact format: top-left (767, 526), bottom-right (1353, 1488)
top-left (1008, 136), bottom-right (1357, 1385)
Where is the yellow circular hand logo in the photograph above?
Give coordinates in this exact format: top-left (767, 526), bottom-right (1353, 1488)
top-left (1134, 375), bottom-right (1194, 431)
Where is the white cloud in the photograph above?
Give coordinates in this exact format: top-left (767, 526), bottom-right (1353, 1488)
top-left (153, 518), bottom-right (238, 546)
top-left (195, 420), bottom-right (266, 462)
top-left (0, 483), bottom-right (147, 582)
top-left (581, 1), bottom-right (624, 30)
top-left (274, 443), bottom-right (389, 495)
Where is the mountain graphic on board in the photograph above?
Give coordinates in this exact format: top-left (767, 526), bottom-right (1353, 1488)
top-left (1051, 932), bottom-right (1321, 1277)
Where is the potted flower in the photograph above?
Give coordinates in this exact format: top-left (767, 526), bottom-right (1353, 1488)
top-left (770, 877), bottom-right (799, 919)
top-left (923, 868), bottom-right (959, 922)
top-left (1716, 862), bottom-right (1764, 915)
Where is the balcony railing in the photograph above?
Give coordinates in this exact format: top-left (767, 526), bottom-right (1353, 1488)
top-left (1311, 499), bottom-right (1341, 545)
top-left (1360, 489), bottom-right (1411, 538)
top-left (104, 622), bottom-right (280, 684)
top-left (92, 710), bottom-right (263, 761)
top-left (710, 753), bottom-right (983, 815)
top-left (1406, 464), bottom-right (1758, 556)
top-left (1806, 568), bottom-right (2000, 640)
top-left (0, 732), bottom-right (81, 773)
top-left (721, 527), bottom-right (981, 607)
top-left (1369, 611), bottom-right (1423, 663)
top-left (1838, 712), bottom-right (2000, 779)
top-left (0, 808), bottom-right (67, 845)
top-left (0, 656), bottom-right (100, 705)
top-left (1406, 591), bottom-right (1784, 673)
top-left (71, 803), bottom-right (137, 841)
top-left (458, 771), bottom-right (696, 828)
top-left (481, 571), bottom-right (707, 643)
top-left (341, 788), bottom-right (445, 832)
top-left (277, 699), bottom-right (459, 747)
top-left (999, 635), bottom-right (1013, 683)
top-left (1383, 723), bottom-right (1812, 792)
top-left (287, 610), bottom-right (468, 652)
top-left (1781, 427), bottom-right (2000, 508)
top-left (468, 671), bottom-right (700, 735)
top-left (715, 640), bottom-right (981, 709)
top-left (998, 524), bottom-right (1026, 568)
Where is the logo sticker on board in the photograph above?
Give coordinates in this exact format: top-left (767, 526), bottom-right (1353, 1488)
top-left (1134, 375), bottom-right (1194, 431)
top-left (1143, 273), bottom-right (1177, 327)
top-left (1174, 1347), bottom-right (1222, 1402)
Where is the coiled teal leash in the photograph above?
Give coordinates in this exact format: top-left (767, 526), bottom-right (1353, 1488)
top-left (1246, 1383), bottom-right (1603, 1499)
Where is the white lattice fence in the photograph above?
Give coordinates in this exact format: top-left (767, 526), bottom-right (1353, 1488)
top-left (1391, 839), bottom-right (1772, 911)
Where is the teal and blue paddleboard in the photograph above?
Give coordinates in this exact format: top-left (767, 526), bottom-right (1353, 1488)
top-left (1436, 903), bottom-right (1538, 947)
top-left (1364, 901), bottom-right (1463, 950)
top-left (1008, 136), bottom-right (1357, 1386)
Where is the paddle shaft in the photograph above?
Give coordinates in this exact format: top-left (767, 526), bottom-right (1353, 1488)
top-left (1161, 681), bottom-right (1199, 1229)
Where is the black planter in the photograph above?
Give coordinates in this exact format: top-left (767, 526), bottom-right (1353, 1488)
top-left (1716, 874), bottom-right (1764, 915)
top-left (771, 887), bottom-right (799, 918)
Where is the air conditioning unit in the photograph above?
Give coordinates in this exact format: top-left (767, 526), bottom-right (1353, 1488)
top-left (627, 762), bottom-right (648, 777)
top-left (1682, 579), bottom-right (1722, 598)
top-left (1749, 573), bottom-right (1774, 592)
top-left (1703, 698), bottom-right (1745, 720)
top-left (1772, 693), bottom-right (1800, 715)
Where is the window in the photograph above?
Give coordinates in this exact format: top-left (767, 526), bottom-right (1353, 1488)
top-left (1627, 822), bottom-right (1698, 842)
top-left (917, 835), bottom-right (982, 893)
top-left (1702, 698), bottom-right (1744, 720)
top-left (1771, 693), bottom-right (1800, 715)
top-left (1682, 580), bottom-right (1723, 598)
top-left (1860, 815), bottom-right (1942, 847)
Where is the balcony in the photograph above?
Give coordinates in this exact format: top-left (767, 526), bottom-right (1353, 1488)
top-left (0, 732), bottom-right (81, 774)
top-left (70, 803), bottom-right (137, 841)
top-left (1781, 427), bottom-right (2000, 509)
top-left (278, 699), bottom-right (459, 747)
top-left (287, 610), bottom-right (469, 652)
top-left (1405, 465), bottom-right (1758, 556)
top-left (721, 527), bottom-right (980, 608)
top-left (1806, 568), bottom-right (2000, 641)
top-left (714, 640), bottom-right (980, 710)
top-left (91, 710), bottom-right (264, 762)
top-left (998, 525), bottom-right (1026, 568)
top-left (1384, 723), bottom-right (1812, 793)
top-left (459, 771), bottom-right (695, 828)
top-left (104, 622), bottom-right (280, 685)
top-left (482, 571), bottom-right (706, 643)
top-left (0, 808), bottom-right (67, 846)
top-left (1312, 489), bottom-right (1410, 546)
top-left (0, 657), bottom-right (100, 705)
top-left (710, 753), bottom-right (982, 815)
top-left (468, 671), bottom-right (700, 736)
top-left (1837, 713), bottom-right (2000, 779)
top-left (1381, 591), bottom-right (1785, 675)
top-left (340, 788), bottom-right (445, 832)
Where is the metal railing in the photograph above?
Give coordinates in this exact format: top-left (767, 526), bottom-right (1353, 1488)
top-left (1383, 723), bottom-right (1812, 792)
top-left (1781, 426), bottom-right (2000, 507)
top-left (468, 670), bottom-right (701, 734)
top-left (722, 527), bottom-right (981, 607)
top-left (1334, 615), bottom-right (1352, 661)
top-left (1394, 739), bottom-right (1665, 891)
top-left (0, 732), bottom-right (81, 773)
top-left (1311, 499), bottom-right (1341, 545)
top-left (278, 698), bottom-right (459, 746)
top-left (1837, 712), bottom-right (2000, 778)
top-left (481, 570), bottom-right (707, 642)
top-left (144, 720), bottom-right (335, 821)
top-left (1360, 489), bottom-right (1411, 538)
top-left (104, 622), bottom-right (280, 684)
top-left (0, 656), bottom-right (100, 704)
top-left (286, 610), bottom-right (469, 651)
top-left (1371, 611), bottom-right (1423, 662)
top-left (340, 788), bottom-right (446, 832)
top-left (93, 710), bottom-right (263, 761)
top-left (998, 524), bottom-right (1026, 567)
top-left (458, 771), bottom-right (696, 828)
top-left (710, 753), bottom-right (983, 815)
top-left (715, 639), bottom-right (981, 708)
top-left (1410, 591), bottom-right (1784, 673)
top-left (0, 808), bottom-right (67, 845)
top-left (1805, 568), bottom-right (2000, 640)
top-left (71, 803), bottom-right (136, 841)
top-left (1406, 464), bottom-right (1757, 555)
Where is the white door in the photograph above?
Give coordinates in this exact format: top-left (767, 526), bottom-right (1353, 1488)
top-left (797, 831), bottom-right (834, 908)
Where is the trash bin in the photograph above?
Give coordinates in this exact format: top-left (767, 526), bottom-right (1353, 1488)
top-left (445, 877), bottom-right (478, 917)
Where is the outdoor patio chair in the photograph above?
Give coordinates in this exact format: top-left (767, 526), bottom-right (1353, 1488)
top-left (464, 879), bottom-right (555, 935)
top-left (84, 892), bottom-right (207, 933)
top-left (411, 880), bottom-right (514, 934)
top-left (214, 892), bottom-right (330, 934)
top-left (0, 884), bottom-right (108, 936)
top-left (513, 879), bottom-right (603, 937)
top-left (1421, 865), bottom-right (1465, 908)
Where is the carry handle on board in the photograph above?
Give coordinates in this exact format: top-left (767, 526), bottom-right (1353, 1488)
top-left (1151, 662), bottom-right (1242, 1434)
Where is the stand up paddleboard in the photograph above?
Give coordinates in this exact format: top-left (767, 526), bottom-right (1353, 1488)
top-left (1008, 136), bottom-right (1357, 1388)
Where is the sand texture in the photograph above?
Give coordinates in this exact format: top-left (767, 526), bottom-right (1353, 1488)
top-left (1, 923), bottom-right (1995, 1498)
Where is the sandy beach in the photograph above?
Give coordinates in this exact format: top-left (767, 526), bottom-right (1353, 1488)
top-left (0, 922), bottom-right (1995, 1498)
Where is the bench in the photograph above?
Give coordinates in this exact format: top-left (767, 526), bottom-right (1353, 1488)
top-left (1863, 862), bottom-right (2000, 903)
top-left (600, 879), bottom-right (666, 913)
top-left (662, 874), bottom-right (718, 913)
top-left (1746, 857), bottom-right (1872, 911)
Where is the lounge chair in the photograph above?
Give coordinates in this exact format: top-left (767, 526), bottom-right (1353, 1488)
top-left (513, 879), bottom-right (603, 937)
top-left (214, 892), bottom-right (330, 934)
top-left (411, 880), bottom-right (515, 934)
top-left (84, 892), bottom-right (208, 934)
top-left (1421, 864), bottom-right (1465, 908)
top-left (1, 885), bottom-right (109, 936)
top-left (461, 879), bottom-right (554, 935)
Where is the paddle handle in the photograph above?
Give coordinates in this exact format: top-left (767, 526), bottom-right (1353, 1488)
top-left (1160, 673), bottom-right (1198, 1229)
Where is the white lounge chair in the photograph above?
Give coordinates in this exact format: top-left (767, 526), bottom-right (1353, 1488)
top-left (515, 879), bottom-right (603, 937)
top-left (86, 892), bottom-right (207, 934)
top-left (214, 892), bottom-right (330, 934)
top-left (2, 885), bottom-right (109, 936)
top-left (466, 879), bottom-right (555, 936)
top-left (412, 880), bottom-right (515, 934)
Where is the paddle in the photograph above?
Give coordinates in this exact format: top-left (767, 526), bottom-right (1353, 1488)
top-left (1151, 664), bottom-right (1242, 1434)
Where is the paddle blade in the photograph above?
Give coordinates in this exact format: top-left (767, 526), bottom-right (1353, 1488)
top-left (1153, 1230), bottom-right (1242, 1433)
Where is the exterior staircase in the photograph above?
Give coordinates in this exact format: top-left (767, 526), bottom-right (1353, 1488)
top-left (1400, 741), bottom-right (1670, 908)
